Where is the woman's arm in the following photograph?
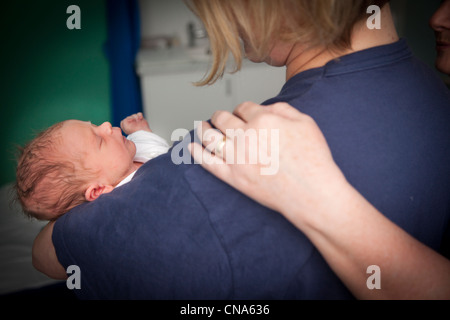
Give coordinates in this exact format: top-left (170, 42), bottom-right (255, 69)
top-left (295, 178), bottom-right (450, 300)
top-left (188, 101), bottom-right (450, 300)
top-left (32, 221), bottom-right (67, 280)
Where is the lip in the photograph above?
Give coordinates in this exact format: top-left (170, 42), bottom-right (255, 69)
top-left (436, 41), bottom-right (450, 51)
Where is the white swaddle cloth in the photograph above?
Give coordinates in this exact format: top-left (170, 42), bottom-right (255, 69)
top-left (128, 130), bottom-right (170, 162)
top-left (116, 130), bottom-right (170, 188)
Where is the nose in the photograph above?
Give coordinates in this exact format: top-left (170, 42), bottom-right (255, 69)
top-left (430, 0), bottom-right (450, 31)
top-left (100, 121), bottom-right (113, 134)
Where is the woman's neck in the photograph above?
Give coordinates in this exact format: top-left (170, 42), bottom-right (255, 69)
top-left (285, 4), bottom-right (399, 80)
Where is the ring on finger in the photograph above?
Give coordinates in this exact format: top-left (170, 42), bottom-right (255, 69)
top-left (215, 136), bottom-right (227, 155)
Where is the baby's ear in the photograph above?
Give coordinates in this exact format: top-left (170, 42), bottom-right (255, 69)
top-left (84, 184), bottom-right (114, 201)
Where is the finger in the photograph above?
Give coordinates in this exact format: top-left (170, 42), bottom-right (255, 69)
top-left (188, 142), bottom-right (233, 183)
top-left (188, 141), bottom-right (222, 165)
top-left (199, 121), bottom-right (226, 155)
top-left (195, 121), bottom-right (216, 151)
top-left (196, 121), bottom-right (235, 162)
top-left (210, 110), bottom-right (246, 136)
top-left (188, 140), bottom-right (207, 164)
top-left (232, 101), bottom-right (267, 122)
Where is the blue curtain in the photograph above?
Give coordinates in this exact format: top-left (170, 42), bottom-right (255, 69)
top-left (105, 0), bottom-right (142, 127)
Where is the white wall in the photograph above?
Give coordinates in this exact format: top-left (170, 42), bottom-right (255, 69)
top-left (139, 0), bottom-right (201, 48)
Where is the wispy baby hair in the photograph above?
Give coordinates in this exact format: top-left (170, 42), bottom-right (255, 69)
top-left (15, 121), bottom-right (92, 220)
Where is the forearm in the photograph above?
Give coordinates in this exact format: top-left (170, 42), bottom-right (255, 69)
top-left (190, 102), bottom-right (450, 299)
top-left (32, 221), bottom-right (67, 280)
top-left (284, 181), bottom-right (450, 300)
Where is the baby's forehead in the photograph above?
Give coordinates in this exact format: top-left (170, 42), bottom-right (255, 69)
top-left (61, 120), bottom-right (94, 135)
top-left (58, 120), bottom-right (95, 150)
top-left (63, 119), bottom-right (92, 128)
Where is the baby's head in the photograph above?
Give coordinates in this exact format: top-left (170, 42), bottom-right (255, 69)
top-left (15, 120), bottom-right (137, 220)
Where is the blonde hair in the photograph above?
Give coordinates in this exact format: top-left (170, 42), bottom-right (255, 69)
top-left (15, 121), bottom-right (97, 220)
top-left (185, 0), bottom-right (388, 85)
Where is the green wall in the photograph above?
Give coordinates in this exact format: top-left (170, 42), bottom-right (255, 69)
top-left (0, 0), bottom-right (110, 186)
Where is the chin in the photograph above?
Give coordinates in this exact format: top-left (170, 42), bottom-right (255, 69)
top-left (244, 50), bottom-right (260, 63)
top-left (436, 58), bottom-right (450, 75)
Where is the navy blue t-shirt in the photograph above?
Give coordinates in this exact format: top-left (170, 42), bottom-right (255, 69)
top-left (53, 39), bottom-right (450, 299)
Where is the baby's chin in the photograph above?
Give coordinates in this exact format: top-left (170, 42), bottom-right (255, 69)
top-left (127, 139), bottom-right (137, 158)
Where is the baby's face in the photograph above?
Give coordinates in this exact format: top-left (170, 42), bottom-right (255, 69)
top-left (60, 120), bottom-right (137, 186)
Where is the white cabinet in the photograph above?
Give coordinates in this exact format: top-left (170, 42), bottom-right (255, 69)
top-left (137, 49), bottom-right (286, 143)
top-left (139, 70), bottom-right (234, 143)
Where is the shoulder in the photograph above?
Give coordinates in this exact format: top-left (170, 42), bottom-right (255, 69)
top-left (51, 148), bottom-right (236, 298)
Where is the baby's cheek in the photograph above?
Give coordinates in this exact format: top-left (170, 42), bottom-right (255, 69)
top-left (128, 140), bottom-right (137, 157)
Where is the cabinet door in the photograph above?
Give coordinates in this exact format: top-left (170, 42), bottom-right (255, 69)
top-left (141, 71), bottom-right (235, 143)
top-left (140, 64), bottom-right (286, 143)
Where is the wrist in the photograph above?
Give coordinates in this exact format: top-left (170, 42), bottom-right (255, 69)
top-left (280, 167), bottom-right (356, 233)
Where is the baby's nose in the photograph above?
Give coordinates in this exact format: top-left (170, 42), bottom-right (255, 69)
top-left (100, 121), bottom-right (113, 133)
